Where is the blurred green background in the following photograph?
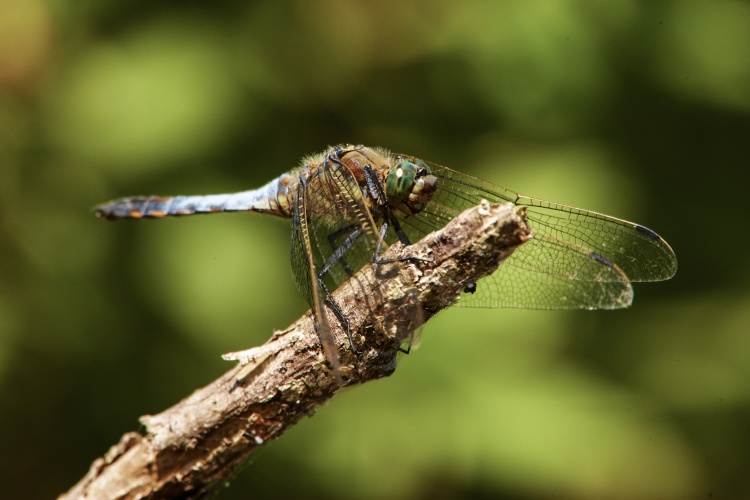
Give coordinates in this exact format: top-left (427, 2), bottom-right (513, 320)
top-left (2, 0), bottom-right (749, 498)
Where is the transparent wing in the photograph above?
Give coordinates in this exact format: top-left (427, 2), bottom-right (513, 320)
top-left (393, 156), bottom-right (677, 310)
top-left (463, 234), bottom-right (633, 309)
top-left (289, 154), bottom-right (397, 367)
top-left (289, 177), bottom-right (340, 371)
top-left (295, 159), bottom-right (382, 297)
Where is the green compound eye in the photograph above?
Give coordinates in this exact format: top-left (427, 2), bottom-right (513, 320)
top-left (386, 161), bottom-right (418, 204)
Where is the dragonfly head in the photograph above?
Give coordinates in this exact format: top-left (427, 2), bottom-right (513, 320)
top-left (386, 159), bottom-right (438, 215)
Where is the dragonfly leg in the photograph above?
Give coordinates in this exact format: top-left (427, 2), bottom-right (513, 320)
top-left (319, 226), bottom-right (363, 278)
top-left (362, 165), bottom-right (414, 246)
top-left (317, 225), bottom-right (365, 356)
top-left (371, 220), bottom-right (431, 266)
top-left (326, 224), bottom-right (360, 276)
top-left (319, 284), bottom-right (361, 356)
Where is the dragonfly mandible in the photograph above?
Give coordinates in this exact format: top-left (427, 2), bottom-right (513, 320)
top-left (94, 145), bottom-right (677, 370)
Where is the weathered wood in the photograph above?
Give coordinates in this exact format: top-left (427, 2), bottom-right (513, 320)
top-left (60, 202), bottom-right (530, 500)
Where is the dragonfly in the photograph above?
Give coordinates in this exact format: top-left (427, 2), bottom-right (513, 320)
top-left (94, 145), bottom-right (677, 371)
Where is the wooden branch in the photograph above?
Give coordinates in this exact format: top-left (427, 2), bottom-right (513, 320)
top-left (60, 202), bottom-right (531, 500)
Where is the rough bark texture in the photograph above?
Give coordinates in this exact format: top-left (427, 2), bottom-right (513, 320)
top-left (61, 202), bottom-right (530, 500)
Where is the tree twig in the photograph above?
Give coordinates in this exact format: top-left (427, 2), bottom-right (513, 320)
top-left (60, 202), bottom-right (530, 500)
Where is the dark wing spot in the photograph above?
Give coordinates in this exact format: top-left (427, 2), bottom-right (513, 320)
top-left (590, 252), bottom-right (614, 267)
top-left (636, 225), bottom-right (661, 240)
